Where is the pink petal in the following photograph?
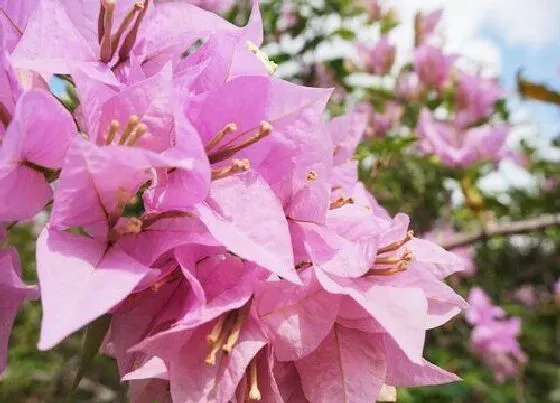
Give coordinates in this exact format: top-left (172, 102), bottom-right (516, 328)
top-left (108, 276), bottom-right (195, 377)
top-left (36, 227), bottom-right (151, 350)
top-left (194, 171), bottom-right (298, 283)
top-left (117, 216), bottom-right (218, 267)
top-left (0, 0), bottom-right (40, 51)
top-left (123, 356), bottom-right (169, 381)
top-left (2, 89), bottom-right (75, 167)
top-left (295, 325), bottom-right (386, 402)
top-left (136, 1), bottom-right (238, 76)
top-left (372, 261), bottom-right (467, 328)
top-left (128, 379), bottom-right (172, 403)
top-left (315, 269), bottom-right (428, 362)
top-left (290, 219), bottom-right (376, 278)
top-left (383, 334), bottom-right (460, 386)
top-left (0, 248), bottom-right (37, 374)
top-left (409, 237), bottom-right (467, 279)
top-left (0, 164), bottom-right (51, 221)
top-left (11, 0), bottom-right (98, 77)
top-left (255, 269), bottom-right (341, 361)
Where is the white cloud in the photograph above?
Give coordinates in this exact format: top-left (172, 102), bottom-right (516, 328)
top-left (386, 0), bottom-right (560, 74)
top-left (390, 0), bottom-right (560, 48)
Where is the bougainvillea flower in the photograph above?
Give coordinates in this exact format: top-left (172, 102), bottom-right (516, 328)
top-left (49, 136), bottom-right (202, 239)
top-left (414, 9), bottom-right (442, 46)
top-left (11, 0), bottom-right (258, 82)
top-left (0, 1), bottom-right (472, 399)
top-left (465, 287), bottom-right (505, 326)
top-left (0, 237), bottom-right (38, 374)
top-left (328, 109), bottom-right (368, 167)
top-left (396, 71), bottom-right (423, 100)
top-left (357, 101), bottom-right (403, 138)
top-left (188, 75), bottom-right (332, 224)
top-left (470, 316), bottom-right (527, 382)
top-left (128, 253), bottom-right (272, 402)
top-left (37, 132), bottom-right (213, 348)
top-left (466, 287), bottom-right (527, 382)
top-left (286, 184), bottom-right (465, 360)
top-left (72, 62), bottom-right (211, 213)
top-left (106, 263), bottom-right (202, 378)
top-left (414, 45), bottom-right (456, 91)
top-left (358, 35), bottom-right (396, 76)
top-left (416, 108), bottom-right (510, 167)
top-left (0, 89), bottom-right (75, 222)
top-left (455, 71), bottom-right (504, 128)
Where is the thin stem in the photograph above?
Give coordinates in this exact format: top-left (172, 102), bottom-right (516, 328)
top-left (440, 213), bottom-right (560, 250)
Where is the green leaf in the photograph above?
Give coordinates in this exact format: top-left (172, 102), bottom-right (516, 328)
top-left (71, 315), bottom-right (111, 392)
top-left (332, 27), bottom-right (355, 41)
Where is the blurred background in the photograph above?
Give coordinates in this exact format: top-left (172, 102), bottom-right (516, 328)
top-left (2, 0), bottom-right (559, 402)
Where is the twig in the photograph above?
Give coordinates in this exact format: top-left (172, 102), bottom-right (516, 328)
top-left (440, 213), bottom-right (560, 250)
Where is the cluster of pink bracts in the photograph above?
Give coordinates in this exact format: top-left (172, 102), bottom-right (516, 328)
top-left (466, 288), bottom-right (526, 383)
top-left (0, 1), bottom-right (468, 401)
top-left (356, 7), bottom-right (521, 168)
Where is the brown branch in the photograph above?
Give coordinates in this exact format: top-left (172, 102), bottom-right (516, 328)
top-left (440, 213), bottom-right (560, 250)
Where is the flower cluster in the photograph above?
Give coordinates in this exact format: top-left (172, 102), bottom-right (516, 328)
top-left (350, 4), bottom-right (519, 168)
top-left (466, 288), bottom-right (527, 382)
top-left (0, 1), bottom-right (467, 401)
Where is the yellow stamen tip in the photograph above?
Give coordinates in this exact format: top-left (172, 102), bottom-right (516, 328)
top-left (259, 121), bottom-right (273, 135)
top-left (204, 354), bottom-right (217, 365)
top-left (127, 123), bottom-right (148, 146)
top-left (105, 120), bottom-right (120, 145)
top-left (118, 115), bottom-right (141, 145)
top-left (248, 360), bottom-right (261, 400)
top-left (248, 389), bottom-right (262, 401)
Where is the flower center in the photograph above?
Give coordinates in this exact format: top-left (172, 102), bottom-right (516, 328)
top-left (104, 116), bottom-right (149, 146)
top-left (205, 303), bottom-right (250, 365)
top-left (211, 158), bottom-right (250, 181)
top-left (207, 121), bottom-right (273, 165)
top-left (205, 121), bottom-right (273, 181)
top-left (367, 230), bottom-right (415, 276)
top-left (98, 0), bottom-right (148, 64)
